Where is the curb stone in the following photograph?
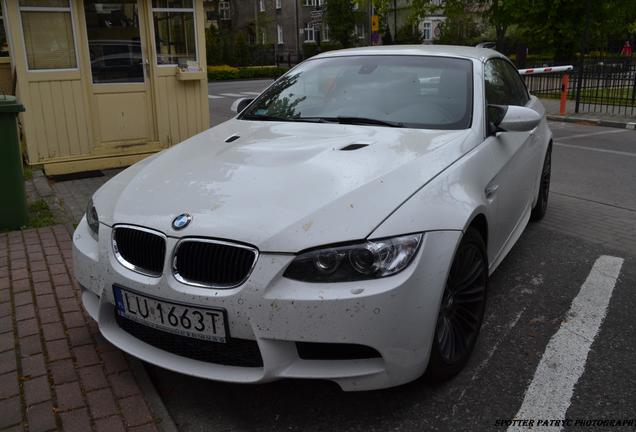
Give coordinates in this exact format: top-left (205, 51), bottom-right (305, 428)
top-left (547, 114), bottom-right (636, 130)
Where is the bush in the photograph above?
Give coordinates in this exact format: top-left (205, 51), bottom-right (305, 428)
top-left (302, 42), bottom-right (342, 59)
top-left (208, 65), bottom-right (287, 81)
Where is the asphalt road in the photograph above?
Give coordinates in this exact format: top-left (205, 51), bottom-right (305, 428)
top-left (145, 81), bottom-right (636, 432)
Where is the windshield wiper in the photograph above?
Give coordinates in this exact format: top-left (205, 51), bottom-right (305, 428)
top-left (241, 113), bottom-right (290, 122)
top-left (241, 114), bottom-right (325, 123)
top-left (299, 116), bottom-right (404, 128)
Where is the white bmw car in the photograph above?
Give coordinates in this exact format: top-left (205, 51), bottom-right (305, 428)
top-left (73, 45), bottom-right (552, 391)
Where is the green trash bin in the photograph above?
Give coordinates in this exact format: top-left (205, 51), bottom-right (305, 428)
top-left (0, 95), bottom-right (27, 230)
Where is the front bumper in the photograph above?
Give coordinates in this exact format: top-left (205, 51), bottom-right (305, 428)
top-left (73, 217), bottom-right (460, 391)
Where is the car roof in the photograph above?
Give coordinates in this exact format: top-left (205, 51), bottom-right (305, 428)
top-left (312, 44), bottom-right (505, 63)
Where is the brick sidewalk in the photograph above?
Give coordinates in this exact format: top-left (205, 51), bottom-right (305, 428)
top-left (0, 226), bottom-right (159, 432)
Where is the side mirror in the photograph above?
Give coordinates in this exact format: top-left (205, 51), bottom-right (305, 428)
top-left (488, 104), bottom-right (541, 133)
top-left (231, 98), bottom-right (254, 114)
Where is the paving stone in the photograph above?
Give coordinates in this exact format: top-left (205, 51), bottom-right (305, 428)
top-left (63, 312), bottom-right (85, 329)
top-left (21, 354), bottom-right (46, 378)
top-left (87, 388), bottom-right (118, 419)
top-left (15, 304), bottom-right (36, 322)
top-left (38, 308), bottom-right (60, 325)
top-left (11, 279), bottom-right (30, 293)
top-left (119, 395), bottom-right (154, 427)
top-left (49, 358), bottom-right (77, 385)
top-left (20, 334), bottom-right (43, 356)
top-left (95, 415), bottom-right (126, 432)
top-left (55, 284), bottom-right (75, 299)
top-left (17, 318), bottom-right (39, 338)
top-left (55, 381), bottom-right (85, 411)
top-left (33, 282), bottom-right (53, 296)
top-left (46, 339), bottom-right (70, 361)
top-left (109, 371), bottom-right (141, 398)
top-left (101, 350), bottom-right (128, 374)
top-left (0, 396), bottom-right (22, 428)
top-left (79, 365), bottom-right (108, 392)
top-left (0, 316), bottom-right (13, 333)
top-left (26, 400), bottom-right (56, 432)
top-left (13, 292), bottom-right (33, 307)
top-left (59, 298), bottom-right (80, 313)
top-left (0, 371), bottom-right (19, 398)
top-left (23, 375), bottom-right (51, 407)
top-left (0, 349), bottom-right (17, 374)
top-left (73, 345), bottom-right (100, 367)
top-left (31, 271), bottom-right (50, 283)
top-left (60, 407), bottom-right (91, 432)
top-left (35, 294), bottom-right (56, 309)
top-left (0, 330), bottom-right (15, 352)
top-left (129, 423), bottom-right (159, 432)
top-left (67, 326), bottom-right (92, 348)
top-left (42, 322), bottom-right (65, 342)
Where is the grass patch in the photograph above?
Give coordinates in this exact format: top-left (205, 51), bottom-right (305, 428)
top-left (25, 199), bottom-right (56, 228)
top-left (23, 167), bottom-right (33, 181)
top-left (207, 65), bottom-right (288, 81)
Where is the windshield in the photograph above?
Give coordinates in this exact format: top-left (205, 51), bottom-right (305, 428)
top-left (240, 55), bottom-right (473, 130)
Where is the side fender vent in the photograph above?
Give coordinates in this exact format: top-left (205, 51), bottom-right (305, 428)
top-left (340, 143), bottom-right (369, 151)
top-left (225, 135), bottom-right (240, 143)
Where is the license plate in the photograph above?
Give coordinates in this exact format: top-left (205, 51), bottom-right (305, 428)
top-left (113, 286), bottom-right (227, 343)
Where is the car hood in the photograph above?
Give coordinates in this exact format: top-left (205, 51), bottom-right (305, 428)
top-left (95, 119), bottom-right (476, 252)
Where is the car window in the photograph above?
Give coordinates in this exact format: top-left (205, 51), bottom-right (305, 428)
top-left (240, 55), bottom-right (474, 130)
top-left (484, 58), bottom-right (529, 106)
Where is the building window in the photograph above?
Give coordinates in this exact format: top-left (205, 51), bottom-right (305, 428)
top-left (354, 23), bottom-right (365, 39)
top-left (0, 5), bottom-right (8, 57)
top-left (260, 29), bottom-right (266, 44)
top-left (152, 0), bottom-right (197, 66)
top-left (421, 21), bottom-right (431, 40)
top-left (259, 0), bottom-right (265, 12)
top-left (84, 0), bottom-right (144, 84)
top-left (303, 0), bottom-right (314, 6)
top-left (275, 0), bottom-right (281, 9)
top-left (303, 23), bottom-right (315, 43)
top-left (19, 0), bottom-right (78, 70)
top-left (277, 24), bottom-right (283, 44)
top-left (321, 24), bottom-right (329, 41)
top-left (219, 1), bottom-right (230, 20)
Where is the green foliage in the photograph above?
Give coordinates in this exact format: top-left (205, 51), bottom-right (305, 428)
top-left (26, 199), bottom-right (55, 229)
top-left (22, 167), bottom-right (33, 181)
top-left (207, 66), bottom-right (288, 81)
top-left (325, 0), bottom-right (367, 47)
top-left (325, 0), bottom-right (356, 47)
top-left (395, 24), bottom-right (423, 44)
top-left (302, 42), bottom-right (343, 59)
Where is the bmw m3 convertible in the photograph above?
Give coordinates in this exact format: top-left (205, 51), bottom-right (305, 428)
top-left (73, 45), bottom-right (552, 391)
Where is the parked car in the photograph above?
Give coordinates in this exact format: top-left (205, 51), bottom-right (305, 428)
top-left (73, 45), bottom-right (552, 391)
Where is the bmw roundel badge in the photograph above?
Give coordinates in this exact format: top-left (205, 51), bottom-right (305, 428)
top-left (172, 213), bottom-right (192, 230)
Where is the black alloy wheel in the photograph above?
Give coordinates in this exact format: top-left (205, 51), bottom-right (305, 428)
top-left (531, 145), bottom-right (552, 221)
top-left (426, 227), bottom-right (487, 382)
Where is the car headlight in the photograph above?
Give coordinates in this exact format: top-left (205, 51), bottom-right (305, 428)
top-left (86, 198), bottom-right (99, 238)
top-left (283, 234), bottom-right (422, 282)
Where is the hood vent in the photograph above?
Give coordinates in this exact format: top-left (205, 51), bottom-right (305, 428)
top-left (225, 135), bottom-right (240, 143)
top-left (340, 143), bottom-right (369, 151)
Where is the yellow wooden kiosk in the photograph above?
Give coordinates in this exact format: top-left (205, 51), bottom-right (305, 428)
top-left (0, 0), bottom-right (209, 175)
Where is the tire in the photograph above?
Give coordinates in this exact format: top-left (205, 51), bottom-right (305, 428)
top-left (425, 227), bottom-right (488, 383)
top-left (531, 144), bottom-right (552, 221)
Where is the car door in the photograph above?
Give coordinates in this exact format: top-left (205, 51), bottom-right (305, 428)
top-left (483, 58), bottom-right (538, 257)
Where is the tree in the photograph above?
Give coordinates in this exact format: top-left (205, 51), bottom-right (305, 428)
top-left (325, 0), bottom-right (365, 47)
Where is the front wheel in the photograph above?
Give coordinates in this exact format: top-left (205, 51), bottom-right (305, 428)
top-left (531, 144), bottom-right (552, 221)
top-left (425, 227), bottom-right (488, 383)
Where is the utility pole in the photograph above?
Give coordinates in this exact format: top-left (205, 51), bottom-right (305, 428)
top-left (574, 0), bottom-right (591, 114)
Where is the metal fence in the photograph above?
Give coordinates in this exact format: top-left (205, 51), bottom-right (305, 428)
top-left (522, 57), bottom-right (636, 117)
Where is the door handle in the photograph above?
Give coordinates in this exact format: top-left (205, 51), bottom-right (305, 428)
top-left (485, 184), bottom-right (499, 199)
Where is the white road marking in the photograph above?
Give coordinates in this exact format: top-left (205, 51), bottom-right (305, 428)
top-left (242, 91), bottom-right (262, 95)
top-left (208, 95), bottom-right (224, 99)
top-left (507, 255), bottom-right (624, 432)
top-left (219, 93), bottom-right (247, 97)
top-left (556, 129), bottom-right (629, 141)
top-left (555, 142), bottom-right (636, 158)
